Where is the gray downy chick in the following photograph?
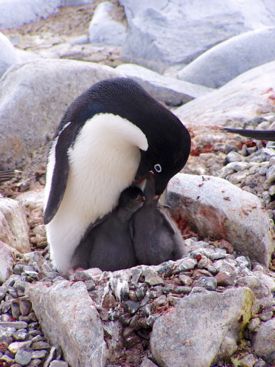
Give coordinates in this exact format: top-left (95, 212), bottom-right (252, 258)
top-left (130, 172), bottom-right (186, 265)
top-left (72, 186), bottom-right (145, 271)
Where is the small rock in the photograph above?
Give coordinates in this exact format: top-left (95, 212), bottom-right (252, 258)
top-left (253, 318), bottom-right (275, 359)
top-left (19, 300), bottom-right (32, 316)
top-left (31, 341), bottom-right (51, 350)
top-left (49, 361), bottom-right (69, 367)
top-left (8, 341), bottom-right (32, 354)
top-left (178, 274), bottom-right (193, 286)
top-left (0, 321), bottom-right (28, 329)
top-left (31, 349), bottom-right (47, 359)
top-left (15, 349), bottom-right (32, 366)
top-left (193, 276), bottom-right (217, 291)
top-left (247, 317), bottom-right (261, 332)
top-left (226, 151), bottom-right (244, 163)
top-left (0, 241), bottom-right (15, 283)
top-left (174, 258), bottom-right (197, 272)
top-left (215, 270), bottom-right (232, 285)
top-left (13, 329), bottom-right (28, 341)
top-left (124, 300), bottom-right (140, 315)
top-left (266, 165), bottom-right (275, 185)
top-left (232, 353), bottom-right (258, 367)
top-left (1, 354), bottom-right (14, 364)
top-left (0, 198), bottom-right (30, 253)
top-left (143, 269), bottom-right (164, 286)
top-left (140, 357), bottom-right (158, 367)
top-left (11, 302), bottom-right (20, 319)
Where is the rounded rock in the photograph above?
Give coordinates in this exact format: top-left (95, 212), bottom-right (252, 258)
top-left (15, 349), bottom-right (32, 366)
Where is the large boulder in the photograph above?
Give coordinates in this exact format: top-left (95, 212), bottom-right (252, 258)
top-left (0, 198), bottom-right (30, 253)
top-left (178, 27), bottom-right (275, 88)
top-left (0, 32), bottom-right (19, 78)
top-left (116, 63), bottom-right (212, 106)
top-left (119, 0), bottom-right (275, 72)
top-left (89, 1), bottom-right (127, 47)
top-left (0, 240), bottom-right (15, 283)
top-left (0, 0), bottom-right (62, 29)
top-left (167, 174), bottom-right (273, 267)
top-left (151, 287), bottom-right (254, 367)
top-left (0, 59), bottom-right (120, 169)
top-left (253, 318), bottom-right (275, 362)
top-left (27, 279), bottom-right (107, 367)
top-left (175, 60), bottom-right (275, 127)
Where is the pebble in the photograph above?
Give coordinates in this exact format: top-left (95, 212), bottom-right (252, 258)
top-left (8, 340), bottom-right (32, 354)
top-left (143, 269), bottom-right (164, 286)
top-left (13, 329), bottom-right (28, 341)
top-left (248, 317), bottom-right (261, 332)
top-left (1, 354), bottom-right (14, 364)
top-left (15, 349), bottom-right (32, 365)
top-left (259, 310), bottom-right (273, 321)
top-left (215, 271), bottom-right (236, 286)
top-left (174, 258), bottom-right (197, 272)
top-left (31, 341), bottom-right (51, 350)
top-left (266, 165), bottom-right (275, 184)
top-left (178, 274), bottom-right (193, 286)
top-left (0, 321), bottom-right (28, 329)
top-left (193, 276), bottom-right (217, 291)
top-left (225, 151), bottom-right (244, 163)
top-left (31, 349), bottom-right (47, 359)
top-left (233, 353), bottom-right (258, 367)
top-left (19, 299), bottom-right (32, 316)
top-left (49, 361), bottom-right (69, 367)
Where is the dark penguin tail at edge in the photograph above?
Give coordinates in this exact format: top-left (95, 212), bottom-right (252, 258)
top-left (223, 127), bottom-right (275, 141)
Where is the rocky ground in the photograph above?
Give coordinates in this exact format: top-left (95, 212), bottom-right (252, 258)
top-left (0, 1), bottom-right (275, 367)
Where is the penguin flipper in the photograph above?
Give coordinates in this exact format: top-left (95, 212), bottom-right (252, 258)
top-left (44, 122), bottom-right (79, 225)
top-left (224, 128), bottom-right (275, 141)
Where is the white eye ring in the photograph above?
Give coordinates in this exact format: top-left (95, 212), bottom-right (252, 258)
top-left (154, 163), bottom-right (162, 173)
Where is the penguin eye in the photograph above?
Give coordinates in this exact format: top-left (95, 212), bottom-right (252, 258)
top-left (154, 163), bottom-right (162, 173)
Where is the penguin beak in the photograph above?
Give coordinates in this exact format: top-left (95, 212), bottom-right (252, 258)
top-left (154, 175), bottom-right (169, 196)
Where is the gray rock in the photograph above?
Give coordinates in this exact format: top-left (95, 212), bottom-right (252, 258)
top-left (62, 0), bottom-right (92, 5)
top-left (175, 258), bottom-right (197, 272)
top-left (89, 2), bottom-right (127, 47)
top-left (178, 27), bottom-right (275, 88)
top-left (253, 318), bottom-right (275, 360)
top-left (16, 190), bottom-right (44, 212)
top-left (0, 321), bottom-right (28, 329)
top-left (49, 361), bottom-right (69, 367)
top-left (167, 174), bottom-right (273, 266)
top-left (151, 287), bottom-right (254, 367)
top-left (15, 349), bottom-right (32, 366)
top-left (0, 198), bottom-right (30, 253)
top-left (116, 63), bottom-right (212, 106)
top-left (0, 0), bottom-right (62, 29)
top-left (0, 241), bottom-right (15, 283)
top-left (27, 279), bottom-right (107, 367)
top-left (143, 268), bottom-right (164, 286)
top-left (140, 357), bottom-right (158, 367)
top-left (0, 59), bottom-right (120, 169)
top-left (175, 60), bottom-right (275, 127)
top-left (120, 0), bottom-right (275, 72)
top-left (0, 32), bottom-right (19, 78)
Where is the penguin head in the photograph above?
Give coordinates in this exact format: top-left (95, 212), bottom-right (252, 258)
top-left (118, 186), bottom-right (145, 211)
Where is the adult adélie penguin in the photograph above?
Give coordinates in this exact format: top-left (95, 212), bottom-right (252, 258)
top-left (44, 77), bottom-right (191, 274)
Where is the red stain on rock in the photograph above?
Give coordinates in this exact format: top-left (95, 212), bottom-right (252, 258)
top-left (196, 205), bottom-right (227, 239)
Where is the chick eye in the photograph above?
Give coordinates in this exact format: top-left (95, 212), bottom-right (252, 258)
top-left (154, 163), bottom-right (162, 173)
